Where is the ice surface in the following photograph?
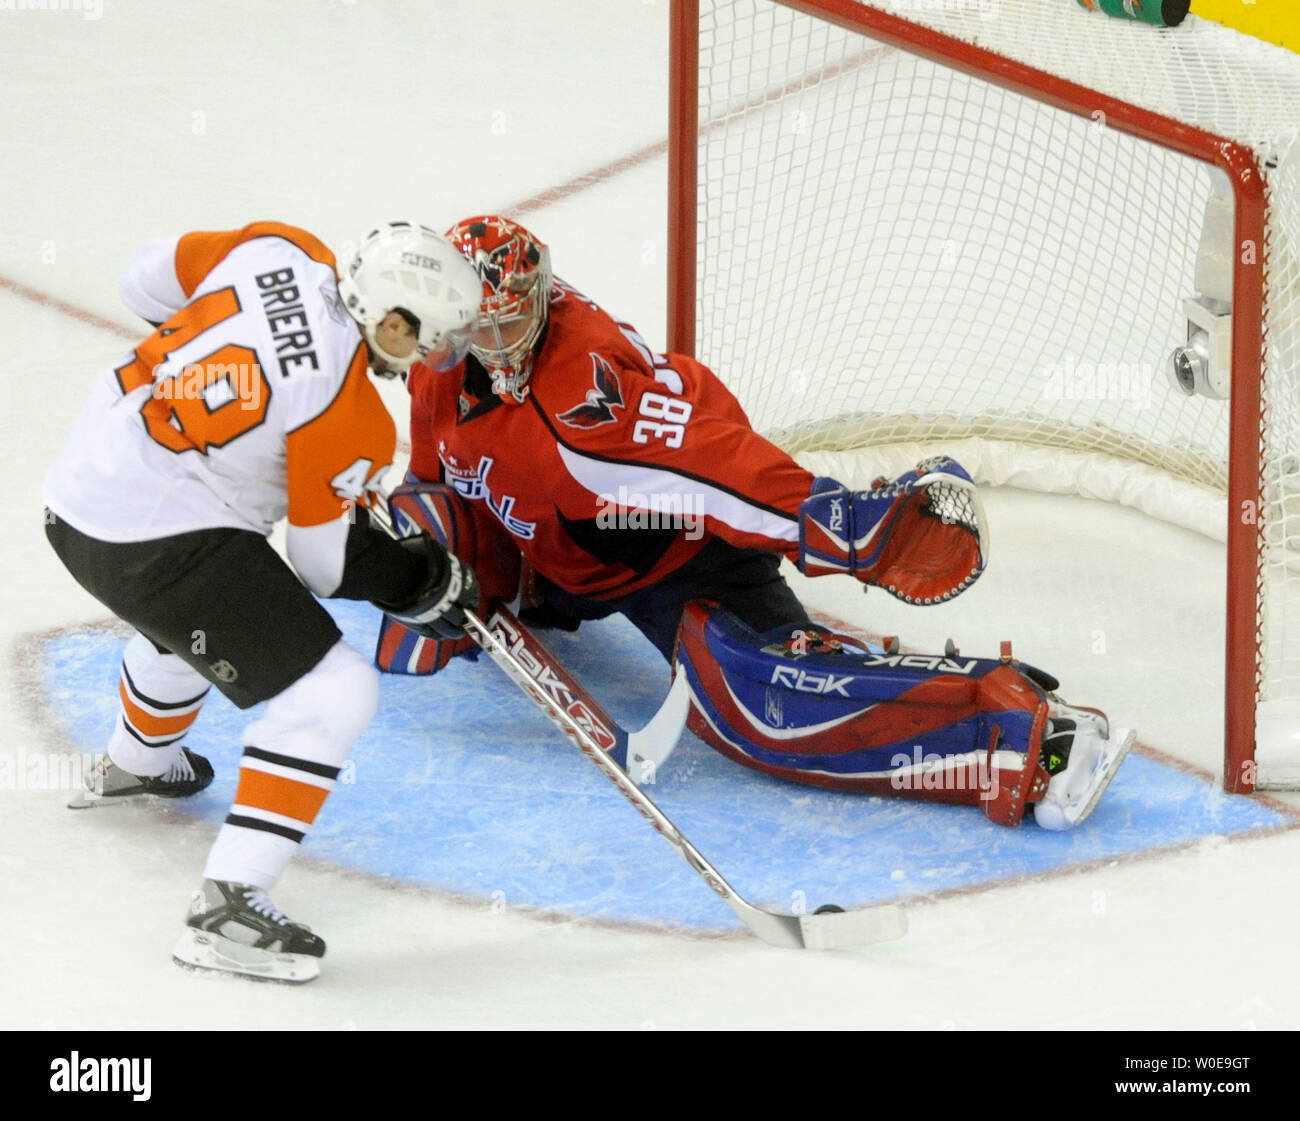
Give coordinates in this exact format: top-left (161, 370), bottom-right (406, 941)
top-left (2, 0), bottom-right (1298, 1029)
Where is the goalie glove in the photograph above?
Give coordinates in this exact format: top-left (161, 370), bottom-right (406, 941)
top-left (797, 456), bottom-right (989, 604)
top-left (371, 534), bottom-right (481, 640)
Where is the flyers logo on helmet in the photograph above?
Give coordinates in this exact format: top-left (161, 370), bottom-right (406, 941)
top-left (558, 354), bottom-right (625, 429)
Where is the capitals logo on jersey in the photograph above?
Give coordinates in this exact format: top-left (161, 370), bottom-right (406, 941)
top-left (557, 354), bottom-right (624, 429)
top-left (437, 441), bottom-right (485, 500)
top-left (437, 443), bottom-right (537, 539)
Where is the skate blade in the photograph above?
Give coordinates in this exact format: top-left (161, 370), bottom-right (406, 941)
top-left (1071, 723), bottom-right (1133, 827)
top-left (67, 787), bottom-right (115, 810)
top-left (1032, 726), bottom-right (1135, 831)
top-left (67, 787), bottom-right (144, 809)
top-left (1066, 726), bottom-right (1135, 828)
top-left (172, 928), bottom-right (321, 985)
top-left (68, 783), bottom-right (202, 808)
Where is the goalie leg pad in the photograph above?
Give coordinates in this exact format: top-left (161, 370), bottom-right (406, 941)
top-left (674, 602), bottom-right (1052, 824)
top-left (378, 480), bottom-right (522, 675)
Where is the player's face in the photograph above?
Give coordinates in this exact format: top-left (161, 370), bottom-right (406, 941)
top-left (375, 311), bottom-right (418, 361)
top-left (470, 311), bottom-right (533, 355)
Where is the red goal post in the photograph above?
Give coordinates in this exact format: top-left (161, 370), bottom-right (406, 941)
top-left (668, 0), bottom-right (1300, 793)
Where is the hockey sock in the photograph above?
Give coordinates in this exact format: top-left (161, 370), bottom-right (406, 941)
top-left (203, 641), bottom-right (378, 889)
top-left (108, 633), bottom-right (210, 777)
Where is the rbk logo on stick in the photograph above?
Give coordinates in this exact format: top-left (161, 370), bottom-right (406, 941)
top-left (485, 609), bottom-right (618, 752)
top-left (559, 354), bottom-right (624, 428)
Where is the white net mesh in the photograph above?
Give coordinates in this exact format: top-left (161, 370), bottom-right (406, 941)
top-left (690, 0), bottom-right (1300, 780)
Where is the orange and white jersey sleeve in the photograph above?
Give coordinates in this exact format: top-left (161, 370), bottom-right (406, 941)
top-left (283, 344), bottom-right (397, 596)
top-left (285, 344), bottom-right (395, 528)
top-left (118, 235), bottom-right (187, 325)
top-left (43, 222), bottom-right (395, 573)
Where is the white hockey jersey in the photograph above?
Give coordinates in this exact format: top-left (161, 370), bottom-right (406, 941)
top-left (44, 224), bottom-right (396, 555)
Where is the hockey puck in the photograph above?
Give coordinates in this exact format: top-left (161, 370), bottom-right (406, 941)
top-left (813, 904), bottom-right (844, 914)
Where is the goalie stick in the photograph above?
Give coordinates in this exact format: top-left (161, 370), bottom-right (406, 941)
top-left (373, 497), bottom-right (907, 949)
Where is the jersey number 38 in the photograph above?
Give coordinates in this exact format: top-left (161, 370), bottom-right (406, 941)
top-left (632, 392), bottom-right (693, 450)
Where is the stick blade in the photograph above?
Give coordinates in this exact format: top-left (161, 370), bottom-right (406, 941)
top-left (798, 903), bottom-right (908, 950)
top-left (627, 670), bottom-right (691, 785)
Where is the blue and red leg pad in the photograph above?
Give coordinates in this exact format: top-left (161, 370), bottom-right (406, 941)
top-left (674, 601), bottom-right (1052, 825)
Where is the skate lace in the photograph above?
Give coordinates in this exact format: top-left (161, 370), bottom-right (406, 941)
top-left (241, 888), bottom-right (290, 926)
top-left (161, 752), bottom-right (196, 783)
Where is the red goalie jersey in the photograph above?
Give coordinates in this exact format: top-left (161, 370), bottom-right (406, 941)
top-left (406, 280), bottom-right (816, 600)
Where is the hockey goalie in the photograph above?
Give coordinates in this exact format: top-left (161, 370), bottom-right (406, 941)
top-left (384, 214), bottom-right (1133, 830)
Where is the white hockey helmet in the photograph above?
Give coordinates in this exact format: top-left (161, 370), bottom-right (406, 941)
top-left (337, 221), bottom-right (481, 376)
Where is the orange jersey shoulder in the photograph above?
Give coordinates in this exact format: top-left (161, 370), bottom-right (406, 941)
top-left (286, 343), bottom-right (397, 526)
top-left (175, 222), bottom-right (336, 298)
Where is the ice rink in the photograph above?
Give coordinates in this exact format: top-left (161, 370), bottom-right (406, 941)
top-left (2, 0), bottom-right (1299, 1030)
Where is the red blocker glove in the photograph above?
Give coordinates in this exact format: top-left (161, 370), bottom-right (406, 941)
top-left (798, 457), bottom-right (989, 605)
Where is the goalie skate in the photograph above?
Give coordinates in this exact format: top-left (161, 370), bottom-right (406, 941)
top-left (1032, 705), bottom-right (1134, 831)
top-left (172, 880), bottom-right (325, 984)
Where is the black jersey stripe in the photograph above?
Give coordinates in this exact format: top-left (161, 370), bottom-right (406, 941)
top-left (120, 718), bottom-right (186, 750)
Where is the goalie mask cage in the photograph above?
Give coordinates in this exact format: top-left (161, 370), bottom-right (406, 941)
top-left (667, 0), bottom-right (1300, 793)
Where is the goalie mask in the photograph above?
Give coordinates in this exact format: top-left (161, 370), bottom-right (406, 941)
top-left (337, 222), bottom-right (480, 377)
top-left (445, 215), bottom-right (553, 403)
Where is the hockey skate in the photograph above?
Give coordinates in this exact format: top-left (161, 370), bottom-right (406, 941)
top-left (1032, 703), bottom-right (1134, 830)
top-left (67, 748), bottom-right (213, 808)
top-left (172, 880), bottom-right (325, 984)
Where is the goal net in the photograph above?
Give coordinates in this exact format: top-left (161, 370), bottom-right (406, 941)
top-left (668, 0), bottom-right (1300, 790)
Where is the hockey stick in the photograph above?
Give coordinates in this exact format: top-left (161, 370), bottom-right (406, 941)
top-left (459, 606), bottom-right (907, 950)
top-left (373, 496), bottom-right (905, 948)
top-left (474, 604), bottom-right (690, 783)
top-left (372, 493), bottom-right (688, 782)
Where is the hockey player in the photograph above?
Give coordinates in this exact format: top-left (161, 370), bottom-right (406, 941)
top-left (43, 220), bottom-right (484, 982)
top-left (390, 215), bottom-right (1131, 832)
